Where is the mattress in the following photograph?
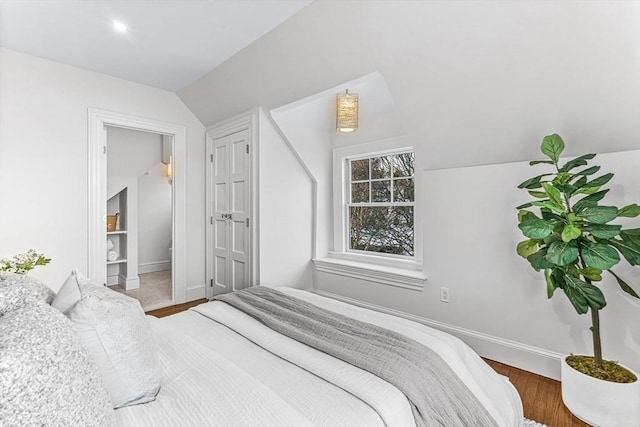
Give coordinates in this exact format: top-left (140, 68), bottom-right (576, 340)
top-left (115, 287), bottom-right (523, 427)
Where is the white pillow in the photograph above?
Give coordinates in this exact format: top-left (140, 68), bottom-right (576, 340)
top-left (58, 270), bottom-right (161, 408)
top-left (0, 296), bottom-right (115, 426)
top-left (51, 270), bottom-right (82, 313)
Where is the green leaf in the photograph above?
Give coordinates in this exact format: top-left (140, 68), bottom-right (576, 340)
top-left (527, 249), bottom-right (555, 270)
top-left (528, 191), bottom-right (548, 198)
top-left (574, 165), bottom-right (601, 177)
top-left (517, 210), bottom-right (530, 222)
top-left (587, 224), bottom-right (622, 239)
top-left (529, 160), bottom-right (555, 166)
top-left (546, 240), bottom-right (579, 266)
top-left (518, 212), bottom-right (555, 239)
top-left (545, 269), bottom-right (557, 298)
top-left (561, 224), bottom-right (582, 242)
top-left (554, 183), bottom-right (577, 196)
top-left (542, 182), bottom-right (564, 209)
top-left (567, 213), bottom-right (581, 222)
top-left (541, 134), bottom-right (565, 163)
top-left (564, 274), bottom-right (607, 312)
top-left (558, 153), bottom-right (596, 172)
top-left (580, 242), bottom-right (620, 270)
top-left (554, 172), bottom-right (572, 184)
top-left (517, 239), bottom-right (539, 258)
top-left (517, 173), bottom-right (553, 189)
top-left (532, 200), bottom-right (565, 215)
top-left (578, 186), bottom-right (601, 195)
top-left (572, 190), bottom-right (610, 213)
top-left (578, 267), bottom-right (602, 282)
top-left (516, 202), bottom-right (535, 210)
top-left (610, 230), bottom-right (640, 265)
top-left (583, 173), bottom-right (614, 189)
top-left (618, 203), bottom-right (640, 218)
top-left (578, 206), bottom-right (618, 224)
top-left (571, 176), bottom-right (588, 190)
top-left (607, 270), bottom-right (639, 299)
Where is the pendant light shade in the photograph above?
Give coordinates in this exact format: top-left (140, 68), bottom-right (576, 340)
top-left (336, 90), bottom-right (358, 133)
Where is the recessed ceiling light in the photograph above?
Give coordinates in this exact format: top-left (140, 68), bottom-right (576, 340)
top-left (113, 21), bottom-right (127, 33)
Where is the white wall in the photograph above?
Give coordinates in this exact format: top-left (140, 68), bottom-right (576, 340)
top-left (258, 109), bottom-right (314, 288)
top-left (138, 163), bottom-right (172, 271)
top-left (0, 48), bottom-right (205, 294)
top-left (107, 126), bottom-right (162, 178)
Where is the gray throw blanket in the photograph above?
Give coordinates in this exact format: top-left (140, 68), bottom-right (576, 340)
top-left (216, 287), bottom-right (498, 427)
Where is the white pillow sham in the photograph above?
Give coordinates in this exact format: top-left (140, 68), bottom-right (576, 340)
top-left (54, 270), bottom-right (161, 408)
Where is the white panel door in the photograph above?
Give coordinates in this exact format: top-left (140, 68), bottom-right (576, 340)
top-left (209, 129), bottom-right (251, 296)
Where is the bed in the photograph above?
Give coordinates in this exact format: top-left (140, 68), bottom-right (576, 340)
top-left (0, 271), bottom-right (523, 427)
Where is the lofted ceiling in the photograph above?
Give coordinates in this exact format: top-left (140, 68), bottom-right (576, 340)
top-left (0, 0), bottom-right (312, 92)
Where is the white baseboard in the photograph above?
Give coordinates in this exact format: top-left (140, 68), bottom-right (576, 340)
top-left (123, 274), bottom-right (139, 291)
top-left (186, 284), bottom-right (205, 302)
top-left (106, 274), bottom-right (120, 286)
top-left (312, 289), bottom-right (563, 380)
top-left (138, 260), bottom-right (171, 274)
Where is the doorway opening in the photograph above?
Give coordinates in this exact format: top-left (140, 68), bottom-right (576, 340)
top-left (105, 126), bottom-right (173, 311)
top-left (87, 108), bottom-right (187, 307)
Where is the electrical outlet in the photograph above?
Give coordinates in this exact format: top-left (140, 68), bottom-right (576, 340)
top-left (440, 287), bottom-right (450, 303)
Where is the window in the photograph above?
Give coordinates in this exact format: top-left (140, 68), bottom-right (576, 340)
top-left (319, 138), bottom-right (424, 290)
top-left (347, 152), bottom-right (415, 257)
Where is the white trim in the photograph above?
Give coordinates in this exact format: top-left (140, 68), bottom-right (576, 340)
top-left (205, 109), bottom-right (259, 299)
top-left (312, 289), bottom-right (564, 380)
top-left (313, 256), bottom-right (425, 291)
top-left (186, 284), bottom-right (206, 301)
top-left (87, 108), bottom-right (187, 304)
top-left (138, 260), bottom-right (172, 274)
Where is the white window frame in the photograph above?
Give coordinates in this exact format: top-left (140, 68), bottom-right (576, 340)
top-left (317, 136), bottom-right (425, 290)
top-left (346, 150), bottom-right (416, 259)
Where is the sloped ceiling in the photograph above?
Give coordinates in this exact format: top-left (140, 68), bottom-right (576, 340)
top-left (0, 0), bottom-right (312, 91)
top-left (179, 1), bottom-right (640, 169)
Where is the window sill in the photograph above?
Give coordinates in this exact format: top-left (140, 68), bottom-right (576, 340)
top-left (313, 254), bottom-right (426, 291)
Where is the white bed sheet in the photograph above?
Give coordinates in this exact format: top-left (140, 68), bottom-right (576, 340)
top-left (115, 287), bottom-right (523, 427)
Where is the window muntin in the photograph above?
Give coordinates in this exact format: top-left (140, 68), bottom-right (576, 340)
top-left (347, 151), bottom-right (415, 257)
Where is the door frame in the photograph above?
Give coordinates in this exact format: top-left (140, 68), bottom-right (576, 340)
top-left (87, 108), bottom-right (188, 304)
top-left (205, 110), bottom-right (259, 299)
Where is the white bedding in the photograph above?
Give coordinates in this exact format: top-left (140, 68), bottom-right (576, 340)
top-left (115, 288), bottom-right (523, 427)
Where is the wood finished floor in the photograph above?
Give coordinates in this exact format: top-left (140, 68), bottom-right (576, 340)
top-left (148, 300), bottom-right (589, 427)
top-left (484, 359), bottom-right (589, 427)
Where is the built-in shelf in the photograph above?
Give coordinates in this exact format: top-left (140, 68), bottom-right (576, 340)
top-left (107, 230), bottom-right (128, 235)
top-left (107, 258), bottom-right (127, 265)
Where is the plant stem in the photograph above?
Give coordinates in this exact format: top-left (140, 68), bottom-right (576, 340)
top-left (578, 256), bottom-right (604, 367)
top-left (590, 307), bottom-right (603, 366)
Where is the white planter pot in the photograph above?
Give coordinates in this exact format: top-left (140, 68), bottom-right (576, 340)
top-left (561, 355), bottom-right (640, 427)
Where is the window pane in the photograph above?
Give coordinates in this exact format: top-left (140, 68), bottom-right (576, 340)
top-left (351, 182), bottom-right (369, 203)
top-left (371, 156), bottom-right (391, 179)
top-left (393, 178), bottom-right (414, 202)
top-left (349, 206), bottom-right (414, 256)
top-left (351, 159), bottom-right (369, 181)
top-left (371, 180), bottom-right (391, 202)
top-left (393, 152), bottom-right (415, 177)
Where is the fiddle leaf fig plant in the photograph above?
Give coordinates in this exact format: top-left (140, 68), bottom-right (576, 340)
top-left (516, 134), bottom-right (640, 378)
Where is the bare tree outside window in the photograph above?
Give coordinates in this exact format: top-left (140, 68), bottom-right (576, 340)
top-left (348, 152), bottom-right (415, 256)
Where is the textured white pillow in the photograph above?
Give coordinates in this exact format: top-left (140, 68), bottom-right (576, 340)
top-left (0, 297), bottom-right (115, 426)
top-left (63, 271), bottom-right (161, 408)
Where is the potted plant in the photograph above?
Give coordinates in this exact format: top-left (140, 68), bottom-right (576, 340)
top-left (516, 134), bottom-right (640, 426)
